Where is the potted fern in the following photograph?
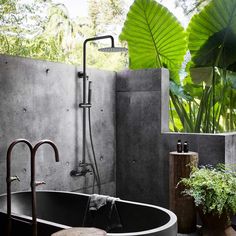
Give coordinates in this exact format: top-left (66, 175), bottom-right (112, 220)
top-left (179, 164), bottom-right (236, 235)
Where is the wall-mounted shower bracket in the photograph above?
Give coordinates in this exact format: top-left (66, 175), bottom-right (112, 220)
top-left (77, 71), bottom-right (88, 79)
top-left (79, 103), bottom-right (91, 108)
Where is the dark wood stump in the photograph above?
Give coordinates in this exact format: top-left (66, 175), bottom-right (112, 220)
top-left (169, 151), bottom-right (199, 234)
top-left (51, 227), bottom-right (107, 236)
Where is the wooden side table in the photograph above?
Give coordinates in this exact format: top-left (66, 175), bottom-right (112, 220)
top-left (51, 227), bottom-right (107, 236)
top-left (169, 151), bottom-right (199, 234)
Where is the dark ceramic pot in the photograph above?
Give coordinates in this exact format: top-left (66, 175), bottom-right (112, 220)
top-left (198, 208), bottom-right (236, 236)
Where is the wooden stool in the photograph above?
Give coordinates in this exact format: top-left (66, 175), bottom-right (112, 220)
top-left (51, 227), bottom-right (107, 236)
top-left (169, 151), bottom-right (198, 234)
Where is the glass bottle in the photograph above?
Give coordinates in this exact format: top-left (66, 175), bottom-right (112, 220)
top-left (183, 141), bottom-right (189, 153)
top-left (177, 139), bottom-right (182, 153)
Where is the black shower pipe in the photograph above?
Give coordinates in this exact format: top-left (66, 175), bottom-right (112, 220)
top-left (80, 35), bottom-right (114, 164)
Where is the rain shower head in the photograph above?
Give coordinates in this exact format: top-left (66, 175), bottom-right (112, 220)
top-left (98, 46), bottom-right (128, 53)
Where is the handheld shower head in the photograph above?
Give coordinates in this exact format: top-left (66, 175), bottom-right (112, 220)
top-left (98, 46), bottom-right (128, 53)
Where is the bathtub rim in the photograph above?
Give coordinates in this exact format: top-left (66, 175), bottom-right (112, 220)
top-left (0, 190), bottom-right (177, 235)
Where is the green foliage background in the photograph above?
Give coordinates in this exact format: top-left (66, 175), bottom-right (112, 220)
top-left (120, 0), bottom-right (236, 133)
top-left (0, 0), bottom-right (128, 71)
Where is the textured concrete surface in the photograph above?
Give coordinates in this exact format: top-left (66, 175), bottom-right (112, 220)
top-left (116, 68), bottom-right (236, 208)
top-left (1, 55), bottom-right (236, 215)
top-left (163, 132), bottom-right (227, 166)
top-left (116, 68), bottom-right (170, 206)
top-left (225, 133), bottom-right (236, 166)
top-left (0, 55), bottom-right (116, 196)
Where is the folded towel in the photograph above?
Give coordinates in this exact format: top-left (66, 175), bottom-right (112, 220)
top-left (89, 194), bottom-right (108, 211)
top-left (89, 194), bottom-right (120, 211)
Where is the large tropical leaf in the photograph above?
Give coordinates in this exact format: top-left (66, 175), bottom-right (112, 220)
top-left (188, 0), bottom-right (236, 70)
top-left (119, 0), bottom-right (187, 82)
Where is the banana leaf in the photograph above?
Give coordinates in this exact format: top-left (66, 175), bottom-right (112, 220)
top-left (119, 0), bottom-right (187, 82)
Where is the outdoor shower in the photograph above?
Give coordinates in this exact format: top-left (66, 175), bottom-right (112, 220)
top-left (70, 35), bottom-right (127, 193)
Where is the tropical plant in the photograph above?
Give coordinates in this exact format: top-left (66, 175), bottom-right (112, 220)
top-left (179, 164), bottom-right (236, 223)
top-left (120, 0), bottom-right (236, 133)
top-left (119, 0), bottom-right (187, 82)
top-left (183, 0), bottom-right (236, 132)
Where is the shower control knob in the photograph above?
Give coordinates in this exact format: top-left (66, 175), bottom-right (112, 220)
top-left (77, 71), bottom-right (89, 79)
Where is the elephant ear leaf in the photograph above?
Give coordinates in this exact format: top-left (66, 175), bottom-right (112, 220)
top-left (119, 0), bottom-right (187, 82)
top-left (188, 0), bottom-right (236, 71)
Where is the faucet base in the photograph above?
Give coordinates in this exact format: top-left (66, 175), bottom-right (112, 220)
top-left (70, 163), bottom-right (93, 177)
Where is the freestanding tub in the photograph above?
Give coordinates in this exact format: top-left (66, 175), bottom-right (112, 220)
top-left (0, 191), bottom-right (177, 236)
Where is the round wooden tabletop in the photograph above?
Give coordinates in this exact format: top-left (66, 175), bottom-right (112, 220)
top-left (51, 227), bottom-right (107, 236)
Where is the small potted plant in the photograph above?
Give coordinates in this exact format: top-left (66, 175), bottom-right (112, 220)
top-left (179, 164), bottom-right (236, 236)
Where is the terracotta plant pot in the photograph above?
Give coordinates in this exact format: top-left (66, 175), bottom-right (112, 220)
top-left (198, 208), bottom-right (236, 236)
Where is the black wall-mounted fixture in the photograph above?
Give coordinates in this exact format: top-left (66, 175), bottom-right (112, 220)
top-left (71, 35), bottom-right (127, 179)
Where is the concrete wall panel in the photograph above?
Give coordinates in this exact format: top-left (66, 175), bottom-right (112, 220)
top-left (0, 55), bottom-right (116, 196)
top-left (116, 68), bottom-right (169, 206)
top-left (116, 68), bottom-right (236, 208)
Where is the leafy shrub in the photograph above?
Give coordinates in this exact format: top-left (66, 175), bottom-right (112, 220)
top-left (179, 164), bottom-right (236, 216)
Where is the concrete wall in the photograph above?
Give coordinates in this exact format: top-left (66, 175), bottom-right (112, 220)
top-left (116, 68), bottom-right (170, 206)
top-left (116, 68), bottom-right (236, 208)
top-left (0, 55), bottom-right (116, 195)
top-left (1, 55), bottom-right (235, 210)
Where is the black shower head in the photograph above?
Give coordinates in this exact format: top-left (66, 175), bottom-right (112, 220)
top-left (98, 46), bottom-right (128, 53)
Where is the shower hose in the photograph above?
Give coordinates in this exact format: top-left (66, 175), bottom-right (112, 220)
top-left (88, 107), bottom-right (101, 194)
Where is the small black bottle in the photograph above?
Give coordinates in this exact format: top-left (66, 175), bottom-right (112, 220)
top-left (177, 139), bottom-right (182, 153)
top-left (183, 141), bottom-right (189, 153)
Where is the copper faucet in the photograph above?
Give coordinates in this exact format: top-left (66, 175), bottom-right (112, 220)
top-left (31, 140), bottom-right (59, 236)
top-left (6, 139), bottom-right (33, 236)
top-left (6, 139), bottom-right (59, 236)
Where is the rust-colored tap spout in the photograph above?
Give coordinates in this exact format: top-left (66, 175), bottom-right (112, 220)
top-left (31, 140), bottom-right (59, 236)
top-left (6, 139), bottom-right (33, 236)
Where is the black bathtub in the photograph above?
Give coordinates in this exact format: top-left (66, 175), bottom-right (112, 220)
top-left (0, 191), bottom-right (177, 236)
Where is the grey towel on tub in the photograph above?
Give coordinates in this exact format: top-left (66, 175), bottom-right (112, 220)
top-left (86, 194), bottom-right (123, 232)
